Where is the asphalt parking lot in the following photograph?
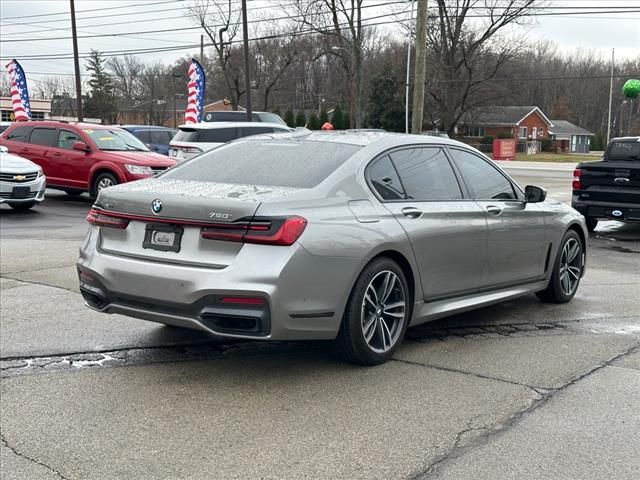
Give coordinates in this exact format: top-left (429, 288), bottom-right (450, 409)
top-left (1, 162), bottom-right (639, 480)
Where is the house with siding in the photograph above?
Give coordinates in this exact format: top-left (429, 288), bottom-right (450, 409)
top-left (548, 120), bottom-right (594, 153)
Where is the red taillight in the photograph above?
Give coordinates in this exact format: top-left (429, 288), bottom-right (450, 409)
top-left (219, 296), bottom-right (265, 305)
top-left (201, 216), bottom-right (307, 246)
top-left (86, 208), bottom-right (130, 229)
top-left (572, 168), bottom-right (582, 190)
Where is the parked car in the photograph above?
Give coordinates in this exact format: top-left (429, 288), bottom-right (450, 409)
top-left (203, 110), bottom-right (287, 126)
top-left (78, 131), bottom-right (587, 365)
top-left (120, 125), bottom-right (177, 156)
top-left (168, 122), bottom-right (292, 161)
top-left (422, 130), bottom-right (450, 138)
top-left (0, 145), bottom-right (46, 211)
top-left (0, 121), bottom-right (176, 197)
top-left (572, 136), bottom-right (640, 232)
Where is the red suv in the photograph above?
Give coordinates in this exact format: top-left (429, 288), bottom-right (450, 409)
top-left (0, 121), bottom-right (176, 196)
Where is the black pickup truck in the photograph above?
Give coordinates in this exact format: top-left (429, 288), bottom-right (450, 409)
top-left (572, 137), bottom-right (640, 232)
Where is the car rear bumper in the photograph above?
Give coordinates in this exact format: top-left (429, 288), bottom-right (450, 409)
top-left (77, 227), bottom-right (362, 341)
top-left (572, 196), bottom-right (640, 222)
top-left (0, 176), bottom-right (46, 203)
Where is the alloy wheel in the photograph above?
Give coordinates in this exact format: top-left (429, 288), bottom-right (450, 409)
top-left (360, 270), bottom-right (407, 354)
top-left (97, 177), bottom-right (114, 191)
top-left (559, 238), bottom-right (582, 296)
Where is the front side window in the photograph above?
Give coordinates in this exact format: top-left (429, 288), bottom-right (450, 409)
top-left (449, 148), bottom-right (518, 200)
top-left (4, 126), bottom-right (32, 143)
top-left (133, 130), bottom-right (151, 144)
top-left (29, 128), bottom-right (57, 146)
top-left (388, 148), bottom-right (463, 201)
top-left (57, 129), bottom-right (80, 149)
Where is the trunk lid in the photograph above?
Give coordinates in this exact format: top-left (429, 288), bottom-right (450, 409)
top-left (92, 179), bottom-right (304, 267)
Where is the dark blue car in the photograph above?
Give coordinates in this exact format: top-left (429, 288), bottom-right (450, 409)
top-left (121, 125), bottom-right (178, 156)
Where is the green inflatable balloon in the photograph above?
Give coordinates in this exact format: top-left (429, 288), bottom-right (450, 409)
top-left (623, 79), bottom-right (640, 99)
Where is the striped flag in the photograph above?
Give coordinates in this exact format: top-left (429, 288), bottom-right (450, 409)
top-left (184, 59), bottom-right (205, 124)
top-left (4, 60), bottom-right (32, 122)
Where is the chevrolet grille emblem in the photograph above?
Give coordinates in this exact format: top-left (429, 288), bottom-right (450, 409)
top-left (13, 175), bottom-right (26, 181)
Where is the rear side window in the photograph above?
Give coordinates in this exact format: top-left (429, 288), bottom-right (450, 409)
top-left (607, 141), bottom-right (640, 161)
top-left (449, 148), bottom-right (517, 200)
top-left (29, 128), bottom-right (57, 146)
top-left (149, 130), bottom-right (174, 144)
top-left (368, 155), bottom-right (406, 200)
top-left (57, 129), bottom-right (80, 149)
top-left (389, 148), bottom-right (462, 201)
top-left (241, 127), bottom-right (275, 137)
top-left (5, 126), bottom-right (32, 143)
top-left (200, 128), bottom-right (239, 143)
top-left (133, 130), bottom-right (151, 143)
top-left (163, 140), bottom-right (361, 188)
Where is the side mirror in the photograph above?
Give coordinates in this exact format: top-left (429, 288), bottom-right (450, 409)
top-left (72, 141), bottom-right (90, 152)
top-left (525, 185), bottom-right (547, 203)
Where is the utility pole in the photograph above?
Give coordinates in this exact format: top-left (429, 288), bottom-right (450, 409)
top-left (241, 0), bottom-right (252, 121)
top-left (200, 34), bottom-right (204, 65)
top-left (70, 0), bottom-right (83, 122)
top-left (607, 48), bottom-right (614, 145)
top-left (405, 0), bottom-right (416, 134)
top-left (411, 0), bottom-right (427, 134)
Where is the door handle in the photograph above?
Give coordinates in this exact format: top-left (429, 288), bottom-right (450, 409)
top-left (52, 152), bottom-right (63, 157)
top-left (20, 148), bottom-right (30, 152)
top-left (486, 205), bottom-right (503, 216)
top-left (401, 207), bottom-right (423, 219)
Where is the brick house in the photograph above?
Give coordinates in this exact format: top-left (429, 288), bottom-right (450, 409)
top-left (456, 106), bottom-right (553, 142)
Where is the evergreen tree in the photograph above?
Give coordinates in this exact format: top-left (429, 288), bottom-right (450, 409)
top-left (308, 112), bottom-right (321, 130)
top-left (367, 63), bottom-right (405, 132)
top-left (83, 50), bottom-right (118, 123)
top-left (295, 110), bottom-right (307, 127)
top-left (319, 108), bottom-right (329, 126)
top-left (284, 108), bottom-right (295, 127)
top-left (332, 105), bottom-right (345, 130)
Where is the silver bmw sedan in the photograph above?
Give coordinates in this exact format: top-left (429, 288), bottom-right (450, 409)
top-left (78, 131), bottom-right (587, 365)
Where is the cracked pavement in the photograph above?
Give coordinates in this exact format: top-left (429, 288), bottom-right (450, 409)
top-left (1, 170), bottom-right (639, 479)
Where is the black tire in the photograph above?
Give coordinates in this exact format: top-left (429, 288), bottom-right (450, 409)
top-left (91, 172), bottom-right (118, 197)
top-left (64, 189), bottom-right (84, 196)
top-left (536, 229), bottom-right (584, 304)
top-left (335, 257), bottom-right (411, 366)
top-left (585, 216), bottom-right (598, 233)
top-left (8, 201), bottom-right (36, 211)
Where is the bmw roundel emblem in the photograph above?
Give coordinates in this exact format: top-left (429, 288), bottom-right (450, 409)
top-left (611, 210), bottom-right (622, 217)
top-left (151, 199), bottom-right (162, 214)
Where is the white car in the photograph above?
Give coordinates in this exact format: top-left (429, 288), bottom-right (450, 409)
top-left (0, 145), bottom-right (46, 211)
top-left (168, 122), bottom-right (292, 161)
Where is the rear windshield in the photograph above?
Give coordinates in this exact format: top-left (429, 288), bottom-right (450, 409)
top-left (607, 141), bottom-right (640, 161)
top-left (162, 140), bottom-right (361, 188)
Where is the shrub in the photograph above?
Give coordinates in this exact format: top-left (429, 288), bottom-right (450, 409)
top-left (497, 131), bottom-right (513, 139)
top-left (480, 135), bottom-right (495, 145)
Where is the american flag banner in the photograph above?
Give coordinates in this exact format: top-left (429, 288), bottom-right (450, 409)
top-left (184, 59), bottom-right (205, 124)
top-left (4, 60), bottom-right (32, 122)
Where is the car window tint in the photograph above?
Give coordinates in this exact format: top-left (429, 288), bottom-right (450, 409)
top-left (199, 128), bottom-right (239, 143)
top-left (450, 148), bottom-right (516, 200)
top-left (368, 155), bottom-right (406, 200)
top-left (29, 128), bottom-right (57, 147)
top-left (241, 127), bottom-right (275, 137)
top-left (149, 130), bottom-right (168, 144)
top-left (57, 129), bottom-right (80, 149)
top-left (5, 126), bottom-right (32, 143)
top-left (607, 141), bottom-right (640, 161)
top-left (389, 148), bottom-right (463, 201)
top-left (135, 130), bottom-right (151, 143)
top-left (163, 140), bottom-right (361, 188)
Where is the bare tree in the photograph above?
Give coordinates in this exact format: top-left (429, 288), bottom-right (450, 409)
top-left (426, 0), bottom-right (542, 133)
top-left (188, 0), bottom-right (243, 108)
top-left (292, 0), bottom-right (367, 128)
top-left (108, 55), bottom-right (145, 101)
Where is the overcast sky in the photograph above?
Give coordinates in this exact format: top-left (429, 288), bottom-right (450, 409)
top-left (1, 0), bottom-right (638, 90)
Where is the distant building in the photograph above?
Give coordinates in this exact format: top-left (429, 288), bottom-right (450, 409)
top-left (456, 106), bottom-right (553, 142)
top-left (1, 97), bottom-right (51, 121)
top-left (548, 120), bottom-right (594, 153)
